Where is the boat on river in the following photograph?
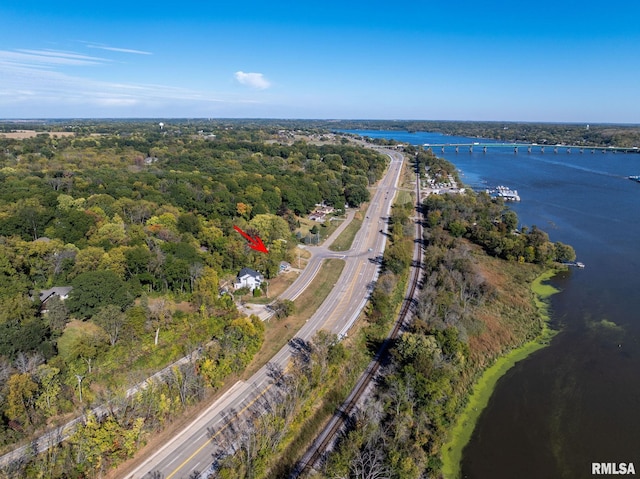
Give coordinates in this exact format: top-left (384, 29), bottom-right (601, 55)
top-left (628, 175), bottom-right (640, 183)
top-left (563, 261), bottom-right (585, 268)
top-left (486, 185), bottom-right (520, 201)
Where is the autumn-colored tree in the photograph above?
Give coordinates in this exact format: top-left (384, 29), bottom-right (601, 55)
top-left (192, 266), bottom-right (220, 311)
top-left (4, 372), bottom-right (39, 426)
top-left (34, 364), bottom-right (61, 418)
top-left (236, 202), bottom-right (252, 219)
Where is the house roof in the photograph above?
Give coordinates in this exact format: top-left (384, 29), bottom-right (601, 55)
top-left (39, 286), bottom-right (73, 302)
top-left (237, 267), bottom-right (263, 280)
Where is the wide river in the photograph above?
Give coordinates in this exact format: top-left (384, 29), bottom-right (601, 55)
top-left (344, 130), bottom-right (640, 478)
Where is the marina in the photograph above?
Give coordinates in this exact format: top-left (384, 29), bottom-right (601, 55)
top-left (485, 185), bottom-right (520, 201)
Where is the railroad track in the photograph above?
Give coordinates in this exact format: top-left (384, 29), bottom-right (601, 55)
top-left (292, 170), bottom-right (423, 477)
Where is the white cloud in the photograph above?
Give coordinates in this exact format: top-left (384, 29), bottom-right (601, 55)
top-left (0, 49), bottom-right (109, 67)
top-left (234, 71), bottom-right (271, 90)
top-left (85, 43), bottom-right (152, 55)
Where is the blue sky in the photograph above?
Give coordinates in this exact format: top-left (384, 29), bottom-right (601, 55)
top-left (2, 0), bottom-right (639, 122)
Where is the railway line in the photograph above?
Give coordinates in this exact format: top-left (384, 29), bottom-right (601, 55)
top-left (292, 168), bottom-right (423, 477)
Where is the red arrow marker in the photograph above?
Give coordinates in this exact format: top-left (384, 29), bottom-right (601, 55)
top-left (233, 225), bottom-right (269, 254)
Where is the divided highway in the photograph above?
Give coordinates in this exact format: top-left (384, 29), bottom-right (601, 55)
top-left (123, 149), bottom-right (405, 479)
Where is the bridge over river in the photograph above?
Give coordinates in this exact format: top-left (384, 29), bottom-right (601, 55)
top-left (423, 142), bottom-right (640, 154)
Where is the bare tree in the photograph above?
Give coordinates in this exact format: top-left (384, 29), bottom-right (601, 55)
top-left (168, 363), bottom-right (204, 406)
top-left (93, 304), bottom-right (127, 346)
top-left (148, 298), bottom-right (171, 346)
top-left (47, 248), bottom-right (77, 276)
top-left (14, 351), bottom-right (44, 374)
top-left (350, 433), bottom-right (391, 479)
top-left (0, 357), bottom-right (14, 389)
top-left (189, 263), bottom-right (204, 293)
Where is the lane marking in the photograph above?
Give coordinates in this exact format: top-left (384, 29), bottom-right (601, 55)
top-left (166, 382), bottom-right (275, 479)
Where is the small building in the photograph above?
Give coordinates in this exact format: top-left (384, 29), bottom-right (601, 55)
top-left (39, 286), bottom-right (73, 304)
top-left (309, 203), bottom-right (335, 223)
top-left (36, 286), bottom-right (73, 312)
top-left (234, 268), bottom-right (264, 291)
top-left (279, 261), bottom-right (291, 273)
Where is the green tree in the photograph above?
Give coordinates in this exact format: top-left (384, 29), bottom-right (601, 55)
top-left (553, 241), bottom-right (576, 263)
top-left (44, 295), bottom-right (69, 334)
top-left (177, 212), bottom-right (201, 234)
top-left (72, 246), bottom-right (106, 277)
top-left (69, 411), bottom-right (145, 475)
top-left (249, 213), bottom-right (291, 243)
top-left (270, 299), bottom-right (295, 320)
top-left (344, 183), bottom-right (370, 206)
top-left (68, 270), bottom-right (133, 318)
top-left (57, 320), bottom-right (109, 373)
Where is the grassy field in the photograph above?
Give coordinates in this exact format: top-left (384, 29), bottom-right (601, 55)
top-left (440, 268), bottom-right (560, 479)
top-left (328, 211), bottom-right (363, 251)
top-left (394, 189), bottom-right (414, 205)
top-left (296, 216), bottom-right (343, 244)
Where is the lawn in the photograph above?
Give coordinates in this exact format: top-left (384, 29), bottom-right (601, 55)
top-left (328, 211), bottom-right (363, 251)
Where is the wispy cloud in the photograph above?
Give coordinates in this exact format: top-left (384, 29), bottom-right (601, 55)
top-left (85, 43), bottom-right (152, 55)
top-left (0, 45), bottom-right (267, 116)
top-left (234, 71), bottom-right (271, 90)
top-left (0, 49), bottom-right (109, 68)
top-left (0, 55), bottom-right (230, 115)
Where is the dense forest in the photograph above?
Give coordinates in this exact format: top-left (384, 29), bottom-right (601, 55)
top-left (0, 121), bottom-right (387, 477)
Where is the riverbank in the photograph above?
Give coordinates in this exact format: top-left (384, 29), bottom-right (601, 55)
top-left (441, 269), bottom-right (561, 479)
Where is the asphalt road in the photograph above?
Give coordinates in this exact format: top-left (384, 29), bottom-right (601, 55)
top-left (124, 150), bottom-right (405, 479)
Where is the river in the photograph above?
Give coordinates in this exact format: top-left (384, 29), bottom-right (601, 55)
top-left (343, 129), bottom-right (640, 478)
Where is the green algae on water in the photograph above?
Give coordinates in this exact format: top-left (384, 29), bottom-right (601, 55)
top-left (441, 269), bottom-right (560, 479)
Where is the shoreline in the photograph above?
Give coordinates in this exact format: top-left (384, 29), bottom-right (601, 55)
top-left (440, 268), bottom-right (561, 479)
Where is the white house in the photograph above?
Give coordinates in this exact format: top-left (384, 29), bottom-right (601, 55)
top-left (234, 268), bottom-right (264, 291)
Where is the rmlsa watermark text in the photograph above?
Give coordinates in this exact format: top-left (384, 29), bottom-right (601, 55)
top-left (592, 463), bottom-right (636, 475)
